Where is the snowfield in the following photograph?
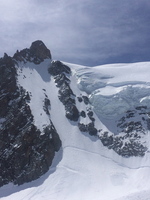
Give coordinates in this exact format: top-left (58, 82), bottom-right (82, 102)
top-left (1, 60), bottom-right (150, 200)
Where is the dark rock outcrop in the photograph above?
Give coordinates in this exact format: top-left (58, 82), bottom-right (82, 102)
top-left (30, 40), bottom-right (51, 60)
top-left (65, 104), bottom-right (79, 121)
top-left (99, 131), bottom-right (147, 157)
top-left (98, 107), bottom-right (149, 157)
top-left (48, 60), bottom-right (71, 76)
top-left (0, 53), bottom-right (61, 187)
top-left (80, 111), bottom-right (86, 118)
top-left (48, 61), bottom-right (79, 122)
top-left (82, 96), bottom-right (89, 105)
top-left (77, 96), bottom-right (83, 103)
top-left (43, 98), bottom-right (51, 115)
top-left (78, 122), bottom-right (97, 136)
top-left (88, 122), bottom-right (97, 136)
top-left (13, 40), bottom-right (51, 64)
top-left (87, 110), bottom-right (95, 121)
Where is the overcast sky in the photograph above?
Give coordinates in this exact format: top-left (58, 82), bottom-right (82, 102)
top-left (0, 0), bottom-right (150, 66)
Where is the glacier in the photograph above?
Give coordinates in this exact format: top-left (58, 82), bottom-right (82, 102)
top-left (73, 62), bottom-right (150, 119)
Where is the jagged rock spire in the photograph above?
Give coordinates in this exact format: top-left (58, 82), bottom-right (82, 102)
top-left (30, 40), bottom-right (51, 60)
top-left (13, 40), bottom-right (51, 64)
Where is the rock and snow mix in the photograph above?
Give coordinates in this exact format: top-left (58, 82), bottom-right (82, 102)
top-left (1, 42), bottom-right (150, 200)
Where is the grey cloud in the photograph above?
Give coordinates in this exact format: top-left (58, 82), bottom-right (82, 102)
top-left (0, 0), bottom-right (150, 66)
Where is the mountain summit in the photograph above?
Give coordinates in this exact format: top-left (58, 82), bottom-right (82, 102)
top-left (13, 40), bottom-right (51, 64)
top-left (0, 41), bottom-right (150, 200)
top-left (30, 40), bottom-right (51, 60)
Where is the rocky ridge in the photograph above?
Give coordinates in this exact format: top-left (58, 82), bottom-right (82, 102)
top-left (0, 41), bottom-right (61, 187)
top-left (13, 40), bottom-right (51, 64)
top-left (48, 60), bottom-right (98, 136)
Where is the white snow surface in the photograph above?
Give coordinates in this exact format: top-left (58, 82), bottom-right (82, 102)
top-left (1, 60), bottom-right (150, 200)
top-left (70, 62), bottom-right (150, 119)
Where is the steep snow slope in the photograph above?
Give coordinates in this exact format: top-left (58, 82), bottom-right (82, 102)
top-left (1, 60), bottom-right (150, 200)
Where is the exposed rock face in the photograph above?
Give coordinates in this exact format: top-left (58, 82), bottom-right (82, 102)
top-left (13, 40), bottom-right (51, 64)
top-left (98, 106), bottom-right (149, 157)
top-left (49, 61), bottom-right (79, 121)
top-left (0, 54), bottom-right (17, 118)
top-left (99, 131), bottom-right (147, 157)
top-left (48, 60), bottom-right (70, 75)
top-left (30, 40), bottom-right (51, 60)
top-left (0, 52), bottom-right (61, 186)
top-left (78, 122), bottom-right (97, 136)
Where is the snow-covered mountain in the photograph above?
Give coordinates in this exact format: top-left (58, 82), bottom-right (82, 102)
top-left (0, 40), bottom-right (150, 200)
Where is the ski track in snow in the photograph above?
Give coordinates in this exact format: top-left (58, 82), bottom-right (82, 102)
top-left (63, 146), bottom-right (150, 170)
top-left (1, 60), bottom-right (150, 200)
